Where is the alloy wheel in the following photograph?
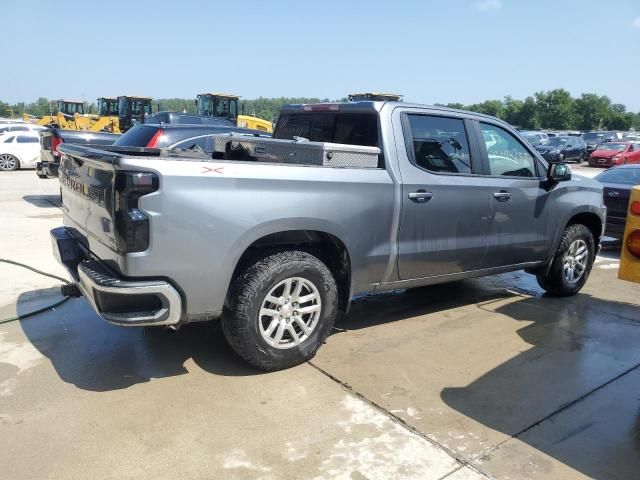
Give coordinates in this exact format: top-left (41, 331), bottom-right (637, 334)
top-left (0, 154), bottom-right (17, 171)
top-left (563, 239), bottom-right (588, 284)
top-left (258, 277), bottom-right (322, 349)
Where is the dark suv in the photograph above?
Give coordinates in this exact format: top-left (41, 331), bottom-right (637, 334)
top-left (582, 131), bottom-right (616, 155)
top-left (534, 136), bottom-right (587, 163)
top-left (113, 124), bottom-right (269, 149)
top-left (143, 111), bottom-right (236, 127)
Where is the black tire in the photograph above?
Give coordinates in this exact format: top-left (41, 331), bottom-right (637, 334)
top-left (576, 152), bottom-right (585, 164)
top-left (536, 224), bottom-right (595, 296)
top-left (222, 250), bottom-right (338, 370)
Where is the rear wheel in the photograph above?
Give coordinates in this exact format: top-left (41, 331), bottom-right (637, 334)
top-left (0, 154), bottom-right (19, 171)
top-left (222, 250), bottom-right (338, 370)
top-left (536, 224), bottom-right (595, 296)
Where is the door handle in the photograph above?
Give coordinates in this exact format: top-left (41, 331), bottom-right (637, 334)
top-left (408, 190), bottom-right (434, 203)
top-left (493, 191), bottom-right (511, 202)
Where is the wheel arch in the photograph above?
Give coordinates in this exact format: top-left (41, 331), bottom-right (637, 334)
top-left (566, 211), bottom-right (603, 247)
top-left (227, 229), bottom-right (353, 312)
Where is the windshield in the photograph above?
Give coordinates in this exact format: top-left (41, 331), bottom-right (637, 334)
top-left (119, 98), bottom-right (152, 117)
top-left (597, 143), bottom-right (627, 151)
top-left (97, 99), bottom-right (118, 116)
top-left (198, 95), bottom-right (238, 119)
top-left (547, 137), bottom-right (570, 146)
top-left (60, 102), bottom-right (84, 115)
top-left (521, 133), bottom-right (541, 145)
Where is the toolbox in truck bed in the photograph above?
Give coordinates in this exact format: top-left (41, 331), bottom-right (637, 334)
top-left (211, 133), bottom-right (381, 168)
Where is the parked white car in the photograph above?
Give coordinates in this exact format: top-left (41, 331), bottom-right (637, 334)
top-left (0, 132), bottom-right (41, 171)
top-left (0, 123), bottom-right (47, 135)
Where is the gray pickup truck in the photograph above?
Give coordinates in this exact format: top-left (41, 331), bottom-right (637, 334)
top-left (51, 101), bottom-right (606, 370)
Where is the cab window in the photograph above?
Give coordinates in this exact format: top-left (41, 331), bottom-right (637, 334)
top-left (17, 136), bottom-right (38, 143)
top-left (480, 123), bottom-right (538, 177)
top-left (405, 114), bottom-right (472, 174)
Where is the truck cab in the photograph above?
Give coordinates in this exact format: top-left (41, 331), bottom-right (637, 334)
top-left (97, 97), bottom-right (119, 117)
top-left (118, 96), bottom-right (153, 132)
top-left (57, 100), bottom-right (85, 116)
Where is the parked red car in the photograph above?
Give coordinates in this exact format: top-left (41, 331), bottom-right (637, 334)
top-left (589, 141), bottom-right (640, 167)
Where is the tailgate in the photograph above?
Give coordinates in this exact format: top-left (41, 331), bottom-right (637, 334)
top-left (58, 144), bottom-right (119, 251)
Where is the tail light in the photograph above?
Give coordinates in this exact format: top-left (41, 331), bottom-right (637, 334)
top-left (114, 172), bottom-right (159, 252)
top-left (631, 201), bottom-right (640, 216)
top-left (301, 104), bottom-right (340, 112)
top-left (52, 136), bottom-right (64, 158)
top-left (627, 230), bottom-right (640, 258)
top-left (146, 128), bottom-right (164, 148)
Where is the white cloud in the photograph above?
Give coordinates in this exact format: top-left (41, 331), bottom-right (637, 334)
top-left (632, 17), bottom-right (640, 30)
top-left (475, 0), bottom-right (502, 11)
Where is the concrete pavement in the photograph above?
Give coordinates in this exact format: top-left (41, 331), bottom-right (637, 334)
top-left (1, 168), bottom-right (639, 479)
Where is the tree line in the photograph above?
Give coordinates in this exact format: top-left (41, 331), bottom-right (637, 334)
top-left (437, 89), bottom-right (640, 131)
top-left (2, 89), bottom-right (638, 131)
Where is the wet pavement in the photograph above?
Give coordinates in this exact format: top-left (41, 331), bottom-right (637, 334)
top-left (1, 169), bottom-right (639, 479)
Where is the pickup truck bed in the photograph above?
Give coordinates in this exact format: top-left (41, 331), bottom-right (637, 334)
top-left (51, 100), bottom-right (606, 370)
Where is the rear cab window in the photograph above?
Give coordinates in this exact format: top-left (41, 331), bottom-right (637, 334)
top-left (274, 112), bottom-right (379, 147)
top-left (274, 109), bottom-right (382, 166)
top-left (114, 126), bottom-right (161, 147)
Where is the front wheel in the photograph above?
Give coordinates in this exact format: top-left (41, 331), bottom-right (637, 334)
top-left (0, 154), bottom-right (19, 171)
top-left (536, 224), bottom-right (595, 296)
top-left (576, 152), bottom-right (585, 164)
top-left (222, 250), bottom-right (338, 370)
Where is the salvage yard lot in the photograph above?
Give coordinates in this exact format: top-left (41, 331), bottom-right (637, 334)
top-left (1, 168), bottom-right (639, 480)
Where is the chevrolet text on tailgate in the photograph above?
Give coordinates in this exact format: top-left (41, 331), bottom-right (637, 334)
top-left (51, 101), bottom-right (606, 370)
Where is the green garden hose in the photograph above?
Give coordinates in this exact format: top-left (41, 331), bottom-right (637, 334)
top-left (0, 259), bottom-right (71, 324)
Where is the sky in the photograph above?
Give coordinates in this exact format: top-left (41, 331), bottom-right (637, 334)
top-left (2, 0), bottom-right (640, 111)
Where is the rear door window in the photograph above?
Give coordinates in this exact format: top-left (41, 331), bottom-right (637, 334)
top-left (17, 136), bottom-right (39, 143)
top-left (2, 136), bottom-right (16, 143)
top-left (405, 114), bottom-right (473, 174)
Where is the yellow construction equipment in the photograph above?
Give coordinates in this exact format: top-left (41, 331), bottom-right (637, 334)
top-left (84, 97), bottom-right (121, 133)
top-left (22, 97), bottom-right (132, 133)
top-left (618, 186), bottom-right (640, 283)
top-left (23, 99), bottom-right (86, 128)
top-left (196, 93), bottom-right (273, 133)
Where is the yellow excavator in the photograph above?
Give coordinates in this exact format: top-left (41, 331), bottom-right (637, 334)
top-left (23, 100), bottom-right (87, 129)
top-left (22, 97), bottom-right (149, 133)
top-left (196, 93), bottom-right (273, 133)
top-left (84, 97), bottom-right (121, 133)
